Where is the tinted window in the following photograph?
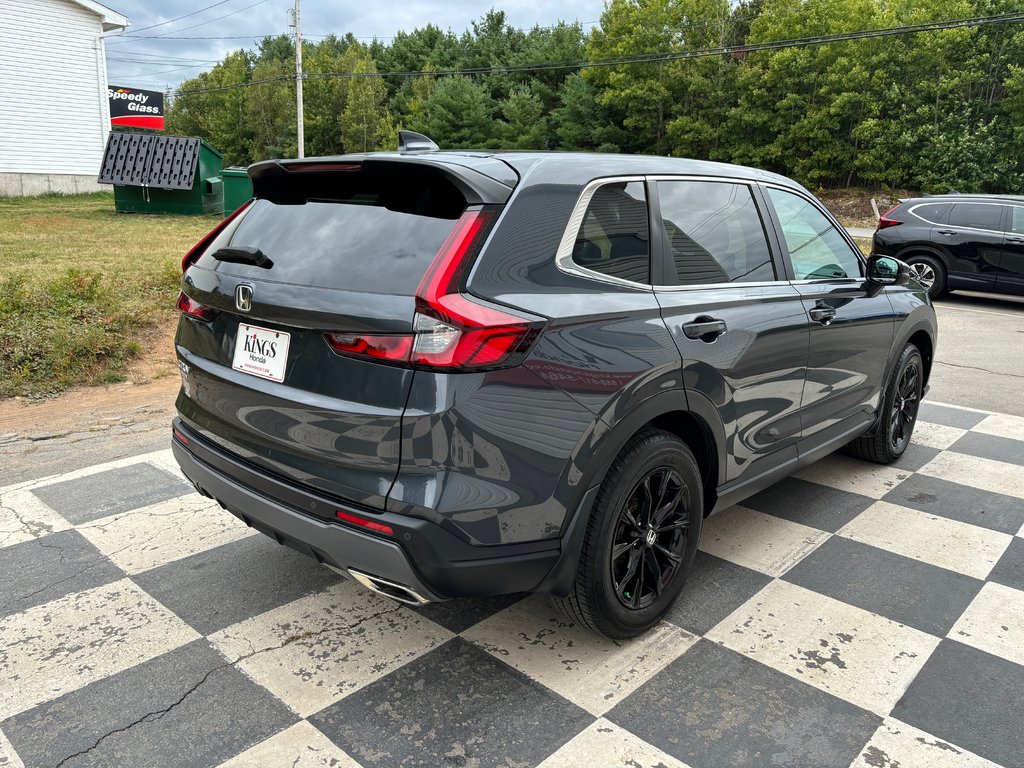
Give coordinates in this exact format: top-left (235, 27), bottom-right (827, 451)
top-left (657, 181), bottom-right (774, 285)
top-left (1012, 206), bottom-right (1024, 235)
top-left (909, 203), bottom-right (951, 224)
top-left (572, 182), bottom-right (650, 284)
top-left (767, 187), bottom-right (861, 280)
top-left (198, 198), bottom-right (460, 294)
top-left (947, 203), bottom-right (1003, 231)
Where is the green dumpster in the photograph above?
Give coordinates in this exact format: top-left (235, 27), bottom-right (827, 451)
top-left (222, 167), bottom-right (253, 217)
top-left (97, 132), bottom-right (224, 215)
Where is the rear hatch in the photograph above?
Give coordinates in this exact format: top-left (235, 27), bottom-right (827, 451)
top-left (174, 157), bottom-right (516, 509)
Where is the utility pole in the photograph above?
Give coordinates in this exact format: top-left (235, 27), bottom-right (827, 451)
top-left (290, 0), bottom-right (305, 158)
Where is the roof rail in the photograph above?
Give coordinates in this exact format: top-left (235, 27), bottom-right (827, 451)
top-left (397, 131), bottom-right (439, 153)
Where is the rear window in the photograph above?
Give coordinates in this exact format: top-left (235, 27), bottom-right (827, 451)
top-left (197, 171), bottom-right (466, 294)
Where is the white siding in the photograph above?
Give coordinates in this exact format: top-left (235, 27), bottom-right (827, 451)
top-left (0, 0), bottom-right (114, 176)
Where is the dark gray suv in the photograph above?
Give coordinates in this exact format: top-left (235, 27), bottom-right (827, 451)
top-left (172, 138), bottom-right (937, 638)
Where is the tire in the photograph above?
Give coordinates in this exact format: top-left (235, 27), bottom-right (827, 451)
top-left (554, 429), bottom-right (703, 639)
top-left (904, 253), bottom-right (947, 300)
top-left (846, 343), bottom-right (924, 464)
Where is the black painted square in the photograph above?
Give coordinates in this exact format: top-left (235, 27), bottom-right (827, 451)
top-left (310, 638), bottom-right (592, 767)
top-left (607, 639), bottom-right (880, 768)
top-left (888, 444), bottom-right (941, 473)
top-left (0, 530), bottom-right (124, 619)
top-left (410, 593), bottom-right (527, 634)
top-left (665, 550), bottom-right (772, 635)
top-left (782, 536), bottom-right (982, 636)
top-left (1, 639), bottom-right (297, 768)
top-left (742, 477), bottom-right (874, 532)
top-left (31, 463), bottom-right (192, 524)
top-left (882, 474), bottom-right (1024, 534)
top-left (988, 537), bottom-right (1024, 593)
top-left (892, 639), bottom-right (1024, 768)
top-left (132, 534), bottom-right (343, 635)
top-left (917, 403), bottom-right (987, 430)
top-left (949, 431), bottom-right (1024, 466)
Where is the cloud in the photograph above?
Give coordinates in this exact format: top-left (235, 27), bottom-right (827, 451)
top-left (103, 0), bottom-right (603, 90)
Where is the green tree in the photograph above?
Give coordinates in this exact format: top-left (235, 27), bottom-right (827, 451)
top-left (339, 47), bottom-right (396, 152)
top-left (419, 76), bottom-right (493, 148)
top-left (498, 86), bottom-right (546, 148)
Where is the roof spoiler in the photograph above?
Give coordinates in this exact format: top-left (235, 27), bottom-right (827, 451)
top-left (398, 131), bottom-right (439, 153)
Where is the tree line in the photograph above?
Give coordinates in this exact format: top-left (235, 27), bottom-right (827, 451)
top-left (166, 0), bottom-right (1024, 192)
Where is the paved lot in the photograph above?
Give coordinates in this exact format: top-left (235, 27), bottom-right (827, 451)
top-left (1, 401), bottom-right (1023, 768)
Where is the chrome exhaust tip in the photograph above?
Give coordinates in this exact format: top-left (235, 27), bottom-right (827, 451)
top-left (347, 569), bottom-right (432, 606)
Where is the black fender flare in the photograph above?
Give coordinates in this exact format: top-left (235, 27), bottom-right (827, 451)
top-left (538, 389), bottom-right (726, 596)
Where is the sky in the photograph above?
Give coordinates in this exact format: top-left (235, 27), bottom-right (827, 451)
top-left (102, 0), bottom-right (606, 92)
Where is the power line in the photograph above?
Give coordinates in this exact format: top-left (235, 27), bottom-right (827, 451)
top-left (121, 0), bottom-right (236, 36)
top-left (169, 11), bottom-right (1024, 97)
top-left (113, 0), bottom-right (271, 42)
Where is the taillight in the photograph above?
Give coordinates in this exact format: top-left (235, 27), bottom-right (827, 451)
top-left (323, 207), bottom-right (543, 371)
top-left (176, 291), bottom-right (217, 321)
top-left (182, 198), bottom-right (253, 272)
top-left (877, 206), bottom-right (902, 230)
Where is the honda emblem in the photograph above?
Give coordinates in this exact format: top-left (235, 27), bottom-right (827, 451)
top-left (235, 284), bottom-right (253, 312)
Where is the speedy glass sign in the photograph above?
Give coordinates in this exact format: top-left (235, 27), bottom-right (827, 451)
top-left (108, 85), bottom-right (165, 130)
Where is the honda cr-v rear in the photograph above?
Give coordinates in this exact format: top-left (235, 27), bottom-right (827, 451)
top-left (173, 137), bottom-right (935, 638)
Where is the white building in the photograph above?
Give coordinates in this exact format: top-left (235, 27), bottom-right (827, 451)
top-left (0, 0), bottom-right (128, 196)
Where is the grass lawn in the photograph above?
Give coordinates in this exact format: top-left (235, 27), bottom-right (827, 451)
top-left (0, 192), bottom-right (217, 398)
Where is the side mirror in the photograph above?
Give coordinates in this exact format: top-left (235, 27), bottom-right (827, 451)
top-left (865, 255), bottom-right (911, 287)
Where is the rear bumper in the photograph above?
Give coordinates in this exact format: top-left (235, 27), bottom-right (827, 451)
top-left (171, 420), bottom-right (562, 600)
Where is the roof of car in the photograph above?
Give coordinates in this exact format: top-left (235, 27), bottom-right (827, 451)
top-left (905, 193), bottom-right (1024, 203)
top-left (268, 150), bottom-right (801, 191)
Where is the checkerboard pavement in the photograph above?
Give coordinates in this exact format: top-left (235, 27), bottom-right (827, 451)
top-left (1, 401), bottom-right (1023, 768)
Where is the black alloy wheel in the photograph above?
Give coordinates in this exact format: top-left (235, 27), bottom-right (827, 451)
top-left (610, 467), bottom-right (689, 610)
top-left (556, 429), bottom-right (703, 639)
top-left (888, 360), bottom-right (920, 454)
top-left (846, 343), bottom-right (924, 464)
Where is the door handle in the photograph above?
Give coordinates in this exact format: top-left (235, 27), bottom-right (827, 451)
top-left (1007, 236), bottom-right (1024, 243)
top-left (809, 306), bottom-right (837, 325)
top-left (682, 317), bottom-right (727, 342)
top-left (937, 229), bottom-right (956, 236)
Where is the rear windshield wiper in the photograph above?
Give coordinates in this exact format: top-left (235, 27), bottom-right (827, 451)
top-left (211, 246), bottom-right (273, 268)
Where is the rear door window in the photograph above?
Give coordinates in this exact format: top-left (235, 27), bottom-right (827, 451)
top-left (197, 180), bottom-right (465, 294)
top-left (947, 203), bottom-right (1003, 232)
top-left (909, 203), bottom-right (951, 224)
top-left (766, 187), bottom-right (862, 280)
top-left (1011, 206), bottom-right (1024, 235)
top-left (657, 180), bottom-right (775, 285)
top-left (571, 182), bottom-right (651, 284)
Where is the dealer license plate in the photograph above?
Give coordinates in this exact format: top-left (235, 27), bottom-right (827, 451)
top-left (232, 323), bottom-right (290, 382)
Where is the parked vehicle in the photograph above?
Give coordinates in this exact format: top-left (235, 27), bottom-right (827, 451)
top-left (171, 133), bottom-right (937, 638)
top-left (873, 193), bottom-right (1024, 299)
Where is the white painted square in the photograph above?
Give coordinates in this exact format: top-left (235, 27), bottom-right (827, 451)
top-left (0, 579), bottom-right (200, 720)
top-left (697, 505), bottom-right (829, 577)
top-left (838, 501), bottom-right (1013, 580)
top-left (537, 718), bottom-right (692, 768)
top-left (0, 488), bottom-right (71, 550)
top-left (948, 582), bottom-right (1024, 666)
top-left (706, 580), bottom-right (939, 715)
top-left (911, 421), bottom-right (968, 450)
top-left (919, 452), bottom-right (1024, 499)
top-left (973, 412), bottom-right (1024, 442)
top-left (851, 717), bottom-right (1001, 768)
top-left (77, 494), bottom-right (256, 574)
top-left (464, 596), bottom-right (697, 716)
top-left (209, 580), bottom-right (452, 717)
top-left (0, 727), bottom-right (23, 768)
top-left (794, 454), bottom-right (911, 499)
top-left (217, 721), bottom-right (361, 768)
